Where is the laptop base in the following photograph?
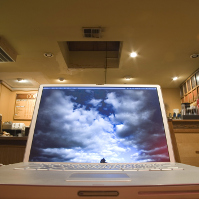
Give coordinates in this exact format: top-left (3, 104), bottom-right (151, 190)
top-left (1, 184), bottom-right (199, 199)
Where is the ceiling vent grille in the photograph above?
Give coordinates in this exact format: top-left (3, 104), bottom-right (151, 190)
top-left (82, 27), bottom-right (102, 38)
top-left (0, 37), bottom-right (17, 62)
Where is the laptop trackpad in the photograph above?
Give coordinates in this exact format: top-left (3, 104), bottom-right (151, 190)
top-left (67, 173), bottom-right (131, 182)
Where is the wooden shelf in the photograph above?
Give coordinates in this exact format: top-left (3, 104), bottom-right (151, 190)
top-left (180, 69), bottom-right (199, 103)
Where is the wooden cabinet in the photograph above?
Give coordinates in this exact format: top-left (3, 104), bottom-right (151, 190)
top-left (0, 137), bottom-right (27, 165)
top-left (180, 69), bottom-right (199, 103)
top-left (168, 119), bottom-right (199, 167)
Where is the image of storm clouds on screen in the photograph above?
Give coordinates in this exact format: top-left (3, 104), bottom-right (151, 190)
top-left (29, 87), bottom-right (170, 163)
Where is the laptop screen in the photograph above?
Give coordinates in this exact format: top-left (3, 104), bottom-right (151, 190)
top-left (25, 85), bottom-right (174, 163)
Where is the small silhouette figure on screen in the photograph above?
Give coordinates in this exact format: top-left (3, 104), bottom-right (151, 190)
top-left (100, 158), bottom-right (107, 163)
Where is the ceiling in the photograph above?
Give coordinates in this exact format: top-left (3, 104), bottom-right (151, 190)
top-left (1, 0), bottom-right (199, 90)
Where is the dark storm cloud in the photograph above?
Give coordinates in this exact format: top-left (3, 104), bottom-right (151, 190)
top-left (30, 147), bottom-right (73, 162)
top-left (105, 89), bottom-right (168, 153)
top-left (130, 145), bottom-right (169, 162)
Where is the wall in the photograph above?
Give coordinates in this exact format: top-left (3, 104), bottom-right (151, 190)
top-left (0, 84), bottom-right (37, 126)
top-left (0, 84), bottom-right (12, 122)
top-left (162, 88), bottom-right (181, 117)
top-left (0, 84), bottom-right (181, 127)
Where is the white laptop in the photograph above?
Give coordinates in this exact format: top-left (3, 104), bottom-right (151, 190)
top-left (1, 84), bottom-right (199, 199)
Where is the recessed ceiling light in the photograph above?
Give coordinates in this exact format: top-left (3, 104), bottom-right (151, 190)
top-left (124, 76), bottom-right (132, 80)
top-left (190, 54), bottom-right (199, 58)
top-left (16, 78), bottom-right (26, 82)
top-left (58, 77), bottom-right (65, 82)
top-left (17, 78), bottom-right (23, 82)
top-left (172, 76), bottom-right (178, 81)
top-left (44, 52), bottom-right (54, 58)
top-left (130, 52), bottom-right (137, 58)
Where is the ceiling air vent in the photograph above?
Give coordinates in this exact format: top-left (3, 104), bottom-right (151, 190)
top-left (82, 27), bottom-right (102, 38)
top-left (0, 37), bottom-right (17, 62)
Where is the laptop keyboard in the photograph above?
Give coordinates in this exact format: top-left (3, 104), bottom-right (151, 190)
top-left (14, 163), bottom-right (184, 171)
